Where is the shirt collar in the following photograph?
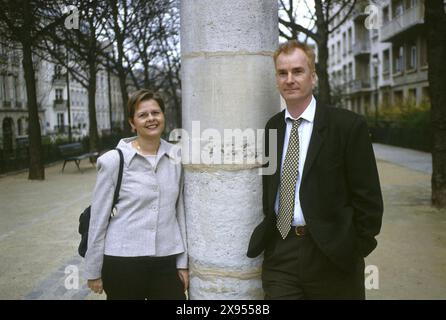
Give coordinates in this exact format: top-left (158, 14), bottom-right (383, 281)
top-left (117, 137), bottom-right (177, 167)
top-left (284, 95), bottom-right (316, 124)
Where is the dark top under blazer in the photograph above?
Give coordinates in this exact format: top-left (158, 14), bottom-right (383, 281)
top-left (247, 103), bottom-right (384, 272)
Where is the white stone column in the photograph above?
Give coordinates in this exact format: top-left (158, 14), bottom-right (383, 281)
top-left (180, 0), bottom-right (279, 299)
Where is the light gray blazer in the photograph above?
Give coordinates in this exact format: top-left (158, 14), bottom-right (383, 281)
top-left (84, 137), bottom-right (187, 280)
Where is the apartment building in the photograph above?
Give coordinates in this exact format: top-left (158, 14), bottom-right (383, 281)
top-left (0, 40), bottom-right (124, 152)
top-left (328, 0), bottom-right (429, 115)
top-left (0, 45), bottom-right (30, 152)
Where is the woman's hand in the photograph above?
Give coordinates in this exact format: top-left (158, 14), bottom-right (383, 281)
top-left (88, 278), bottom-right (103, 294)
top-left (177, 269), bottom-right (189, 292)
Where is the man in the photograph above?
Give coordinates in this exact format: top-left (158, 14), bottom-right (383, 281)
top-left (247, 41), bottom-right (383, 299)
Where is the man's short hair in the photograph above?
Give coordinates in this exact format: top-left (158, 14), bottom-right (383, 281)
top-left (273, 40), bottom-right (316, 73)
top-left (127, 89), bottom-right (165, 120)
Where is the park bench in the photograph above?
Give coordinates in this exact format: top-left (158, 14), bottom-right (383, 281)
top-left (58, 142), bottom-right (99, 173)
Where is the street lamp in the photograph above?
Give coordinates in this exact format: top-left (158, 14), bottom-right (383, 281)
top-left (371, 56), bottom-right (380, 127)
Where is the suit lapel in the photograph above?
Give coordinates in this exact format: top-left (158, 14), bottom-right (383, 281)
top-left (301, 103), bottom-right (328, 185)
top-left (270, 110), bottom-right (286, 203)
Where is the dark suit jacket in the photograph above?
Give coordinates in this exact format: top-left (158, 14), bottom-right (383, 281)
top-left (247, 104), bottom-right (383, 272)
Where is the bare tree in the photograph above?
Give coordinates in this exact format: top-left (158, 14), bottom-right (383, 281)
top-left (0, 0), bottom-right (66, 180)
top-left (102, 0), bottom-right (181, 134)
top-left (123, 0), bottom-right (181, 130)
top-left (103, 0), bottom-right (145, 135)
top-left (425, 0), bottom-right (446, 208)
top-left (279, 0), bottom-right (358, 107)
top-left (156, 0), bottom-right (181, 129)
top-left (41, 0), bottom-right (111, 153)
top-left (126, 0), bottom-right (165, 91)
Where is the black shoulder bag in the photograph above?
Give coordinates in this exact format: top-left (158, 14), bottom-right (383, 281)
top-left (78, 148), bottom-right (124, 257)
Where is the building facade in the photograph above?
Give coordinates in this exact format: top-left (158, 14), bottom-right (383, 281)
top-left (327, 0), bottom-right (429, 115)
top-left (0, 40), bottom-right (124, 152)
top-left (0, 44), bottom-right (31, 152)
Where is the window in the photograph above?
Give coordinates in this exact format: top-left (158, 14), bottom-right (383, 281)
top-left (409, 45), bottom-right (417, 69)
top-left (394, 1), bottom-right (404, 17)
top-left (348, 63), bottom-right (353, 82)
top-left (18, 118), bottom-right (23, 136)
top-left (55, 89), bottom-right (63, 100)
top-left (348, 28), bottom-right (352, 53)
top-left (394, 90), bottom-right (403, 104)
top-left (395, 46), bottom-right (404, 73)
top-left (57, 113), bottom-right (65, 128)
top-left (383, 49), bottom-right (390, 74)
top-left (408, 88), bottom-right (417, 103)
top-left (383, 6), bottom-right (390, 24)
top-left (0, 75), bottom-right (5, 101)
top-left (407, 0), bottom-right (417, 9)
top-left (337, 42), bottom-right (341, 63)
top-left (54, 65), bottom-right (63, 77)
top-left (372, 54), bottom-right (379, 82)
top-left (342, 32), bottom-right (347, 56)
top-left (13, 76), bottom-right (19, 102)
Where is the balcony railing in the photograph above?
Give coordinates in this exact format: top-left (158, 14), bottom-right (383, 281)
top-left (352, 41), bottom-right (371, 57)
top-left (381, 3), bottom-right (424, 42)
top-left (53, 99), bottom-right (67, 109)
top-left (350, 79), bottom-right (371, 93)
top-left (52, 73), bottom-right (66, 86)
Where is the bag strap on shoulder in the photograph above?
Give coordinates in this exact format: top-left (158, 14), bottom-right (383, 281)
top-left (112, 148), bottom-right (124, 205)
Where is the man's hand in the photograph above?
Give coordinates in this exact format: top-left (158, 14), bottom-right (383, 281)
top-left (88, 278), bottom-right (103, 294)
top-left (177, 269), bottom-right (189, 292)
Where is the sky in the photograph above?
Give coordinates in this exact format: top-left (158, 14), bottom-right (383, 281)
top-left (278, 0), bottom-right (316, 43)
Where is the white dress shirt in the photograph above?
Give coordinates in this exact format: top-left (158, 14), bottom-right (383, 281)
top-left (274, 96), bottom-right (316, 226)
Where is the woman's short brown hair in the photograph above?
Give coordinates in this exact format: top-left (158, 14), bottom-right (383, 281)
top-left (127, 89), bottom-right (165, 120)
top-left (273, 40), bottom-right (316, 73)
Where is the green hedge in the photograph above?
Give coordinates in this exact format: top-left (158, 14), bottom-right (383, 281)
top-left (365, 99), bottom-right (431, 152)
top-left (0, 133), bottom-right (128, 175)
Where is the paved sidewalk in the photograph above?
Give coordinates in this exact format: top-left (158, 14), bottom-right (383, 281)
top-left (0, 144), bottom-right (445, 299)
top-left (373, 143), bottom-right (432, 174)
top-left (0, 162), bottom-right (100, 300)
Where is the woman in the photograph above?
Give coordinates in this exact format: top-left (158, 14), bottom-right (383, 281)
top-left (85, 89), bottom-right (188, 300)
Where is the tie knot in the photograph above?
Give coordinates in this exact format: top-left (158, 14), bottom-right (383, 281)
top-left (291, 118), bottom-right (303, 129)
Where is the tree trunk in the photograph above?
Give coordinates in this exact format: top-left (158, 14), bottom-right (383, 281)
top-left (314, 0), bottom-right (331, 107)
top-left (22, 1), bottom-right (44, 180)
top-left (107, 62), bottom-right (114, 132)
top-left (143, 60), bottom-right (150, 89)
top-left (66, 61), bottom-right (72, 143)
top-left (118, 69), bottom-right (130, 135)
top-left (315, 36), bottom-right (332, 107)
top-left (425, 0), bottom-right (446, 208)
top-left (162, 40), bottom-right (181, 129)
top-left (87, 57), bottom-right (99, 153)
top-left (111, 0), bottom-right (131, 136)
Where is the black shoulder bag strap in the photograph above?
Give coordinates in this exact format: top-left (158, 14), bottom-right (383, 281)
top-left (111, 148), bottom-right (124, 216)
